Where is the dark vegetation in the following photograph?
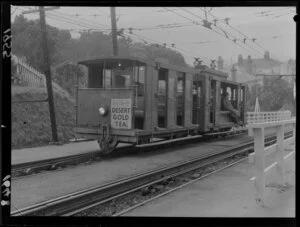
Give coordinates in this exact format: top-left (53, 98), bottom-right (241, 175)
top-left (246, 76), bottom-right (295, 114)
top-left (12, 86), bottom-right (75, 149)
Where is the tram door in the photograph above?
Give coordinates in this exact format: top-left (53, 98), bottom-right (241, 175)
top-left (157, 68), bottom-right (168, 128)
top-left (192, 80), bottom-right (202, 124)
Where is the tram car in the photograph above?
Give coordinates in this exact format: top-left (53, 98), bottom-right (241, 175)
top-left (75, 56), bottom-right (247, 154)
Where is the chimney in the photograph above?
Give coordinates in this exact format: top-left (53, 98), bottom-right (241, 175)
top-left (264, 51), bottom-right (270, 60)
top-left (246, 55), bottom-right (252, 74)
top-left (217, 56), bottom-right (224, 70)
top-left (237, 54), bottom-right (243, 66)
top-left (210, 60), bottom-right (216, 70)
top-left (231, 65), bottom-right (237, 82)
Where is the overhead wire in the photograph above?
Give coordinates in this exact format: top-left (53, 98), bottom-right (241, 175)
top-left (197, 7), bottom-right (290, 62)
top-left (45, 10), bottom-right (211, 64)
top-left (163, 7), bottom-right (264, 59)
top-left (179, 7), bottom-right (264, 55)
top-left (197, 7), bottom-right (266, 55)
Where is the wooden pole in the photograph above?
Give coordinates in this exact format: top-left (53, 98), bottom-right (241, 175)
top-left (39, 6), bottom-right (58, 142)
top-left (110, 7), bottom-right (118, 56)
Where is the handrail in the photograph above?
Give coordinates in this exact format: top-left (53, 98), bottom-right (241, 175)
top-left (246, 111), bottom-right (291, 124)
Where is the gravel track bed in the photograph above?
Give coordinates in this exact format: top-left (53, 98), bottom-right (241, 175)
top-left (75, 151), bottom-right (250, 216)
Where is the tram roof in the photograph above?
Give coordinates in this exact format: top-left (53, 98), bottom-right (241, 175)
top-left (78, 56), bottom-right (196, 74)
top-left (78, 56), bottom-right (153, 67)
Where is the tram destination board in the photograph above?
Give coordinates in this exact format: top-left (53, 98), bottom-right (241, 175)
top-left (111, 99), bottom-right (132, 129)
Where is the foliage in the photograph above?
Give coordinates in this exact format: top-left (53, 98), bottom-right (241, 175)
top-left (12, 16), bottom-right (187, 69)
top-left (129, 43), bottom-right (187, 66)
top-left (246, 77), bottom-right (295, 113)
top-left (12, 15), bottom-right (72, 71)
top-left (53, 64), bottom-right (86, 97)
top-left (12, 87), bottom-right (75, 148)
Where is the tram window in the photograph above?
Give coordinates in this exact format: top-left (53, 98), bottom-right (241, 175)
top-left (88, 65), bottom-right (103, 88)
top-left (103, 66), bottom-right (133, 88)
top-left (158, 68), bottom-right (168, 128)
top-left (177, 72), bottom-right (185, 94)
top-left (158, 70), bottom-right (167, 94)
top-left (104, 69), bottom-right (112, 88)
top-left (226, 87), bottom-right (232, 100)
top-left (134, 65), bottom-right (145, 95)
top-left (233, 89), bottom-right (236, 100)
top-left (198, 86), bottom-right (201, 97)
top-left (177, 72), bottom-right (185, 126)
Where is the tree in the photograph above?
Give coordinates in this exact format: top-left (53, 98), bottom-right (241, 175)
top-left (12, 15), bottom-right (72, 71)
top-left (246, 76), bottom-right (295, 113)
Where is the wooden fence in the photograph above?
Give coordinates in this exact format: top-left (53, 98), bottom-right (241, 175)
top-left (12, 54), bottom-right (74, 101)
top-left (247, 111), bottom-right (295, 206)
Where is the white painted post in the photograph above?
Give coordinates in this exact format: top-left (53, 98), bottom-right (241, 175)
top-left (275, 124), bottom-right (285, 185)
top-left (254, 127), bottom-right (265, 206)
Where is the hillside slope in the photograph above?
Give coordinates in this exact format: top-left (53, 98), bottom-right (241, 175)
top-left (12, 86), bottom-right (76, 149)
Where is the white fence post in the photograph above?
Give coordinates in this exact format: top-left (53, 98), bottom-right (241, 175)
top-left (276, 124), bottom-right (285, 185)
top-left (247, 111), bottom-right (296, 207)
top-left (253, 127), bottom-right (265, 205)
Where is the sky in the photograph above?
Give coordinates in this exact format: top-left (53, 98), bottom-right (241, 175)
top-left (11, 6), bottom-right (296, 66)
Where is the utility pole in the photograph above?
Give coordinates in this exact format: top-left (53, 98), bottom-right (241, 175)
top-left (39, 6), bottom-right (58, 142)
top-left (23, 7), bottom-right (59, 142)
top-left (110, 7), bottom-right (118, 56)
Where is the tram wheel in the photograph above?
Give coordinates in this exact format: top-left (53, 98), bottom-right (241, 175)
top-left (99, 136), bottom-right (119, 155)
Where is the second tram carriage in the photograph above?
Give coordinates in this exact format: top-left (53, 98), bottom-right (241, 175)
top-left (75, 56), bottom-right (247, 154)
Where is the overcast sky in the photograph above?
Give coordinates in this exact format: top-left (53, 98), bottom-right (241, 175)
top-left (11, 6), bottom-right (296, 65)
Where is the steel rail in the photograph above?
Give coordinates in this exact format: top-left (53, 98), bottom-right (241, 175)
top-left (12, 129), bottom-right (248, 178)
top-left (11, 131), bottom-right (293, 217)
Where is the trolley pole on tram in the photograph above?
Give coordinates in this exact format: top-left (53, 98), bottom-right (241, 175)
top-left (110, 7), bottom-right (118, 56)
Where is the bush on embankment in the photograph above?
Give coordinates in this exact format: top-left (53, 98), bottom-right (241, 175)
top-left (12, 86), bottom-right (75, 149)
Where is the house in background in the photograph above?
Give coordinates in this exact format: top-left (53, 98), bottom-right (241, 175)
top-left (217, 51), bottom-right (295, 85)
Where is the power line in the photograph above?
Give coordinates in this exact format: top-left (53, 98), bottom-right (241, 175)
top-left (197, 7), bottom-right (283, 65)
top-left (124, 31), bottom-right (211, 64)
top-left (46, 9), bottom-right (212, 64)
top-left (197, 7), bottom-right (265, 55)
top-left (164, 7), bottom-right (265, 58)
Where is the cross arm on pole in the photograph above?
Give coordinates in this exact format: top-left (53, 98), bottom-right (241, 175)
top-left (22, 6), bottom-right (60, 15)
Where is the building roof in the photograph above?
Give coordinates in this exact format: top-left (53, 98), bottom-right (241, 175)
top-left (251, 58), bottom-right (282, 69)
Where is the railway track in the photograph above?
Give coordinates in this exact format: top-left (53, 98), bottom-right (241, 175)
top-left (12, 128), bottom-right (247, 178)
top-left (11, 131), bottom-right (293, 216)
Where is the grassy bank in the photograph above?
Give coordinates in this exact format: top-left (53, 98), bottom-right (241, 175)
top-left (12, 86), bottom-right (76, 149)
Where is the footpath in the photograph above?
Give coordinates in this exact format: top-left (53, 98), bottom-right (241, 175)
top-left (123, 142), bottom-right (295, 217)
